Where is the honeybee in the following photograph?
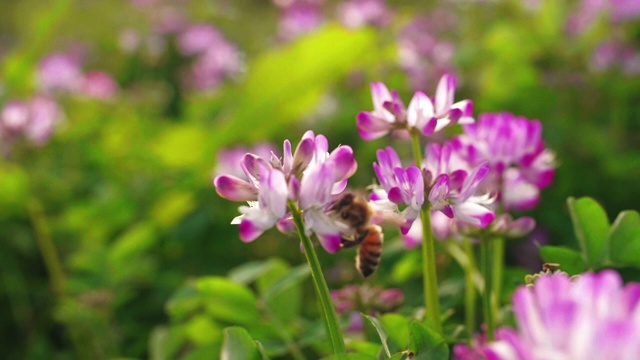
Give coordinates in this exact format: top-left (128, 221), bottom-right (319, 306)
top-left (331, 192), bottom-right (384, 278)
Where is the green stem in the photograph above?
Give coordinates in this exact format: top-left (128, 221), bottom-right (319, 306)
top-left (462, 237), bottom-right (477, 338)
top-left (480, 238), bottom-right (495, 341)
top-left (288, 202), bottom-right (346, 355)
top-left (491, 237), bottom-right (504, 329)
top-left (411, 132), bottom-right (442, 333)
top-left (27, 198), bottom-right (66, 295)
top-left (420, 208), bottom-right (442, 333)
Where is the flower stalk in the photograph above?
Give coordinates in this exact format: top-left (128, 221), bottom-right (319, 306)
top-left (491, 237), bottom-right (504, 329)
top-left (462, 237), bottom-right (477, 338)
top-left (480, 238), bottom-right (495, 341)
top-left (289, 201), bottom-right (346, 355)
top-left (411, 132), bottom-right (442, 333)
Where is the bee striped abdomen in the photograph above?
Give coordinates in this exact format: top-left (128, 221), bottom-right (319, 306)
top-left (356, 225), bottom-right (383, 278)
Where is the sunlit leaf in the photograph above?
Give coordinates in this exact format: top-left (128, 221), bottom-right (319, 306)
top-left (197, 277), bottom-right (259, 325)
top-left (567, 197), bottom-right (610, 266)
top-left (380, 314), bottom-right (410, 353)
top-left (408, 322), bottom-right (449, 360)
top-left (362, 314), bottom-right (390, 357)
top-left (539, 246), bottom-right (587, 275)
top-left (221, 327), bottom-right (263, 360)
top-left (609, 211), bottom-right (640, 267)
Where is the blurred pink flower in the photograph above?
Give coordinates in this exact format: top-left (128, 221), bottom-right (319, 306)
top-left (337, 0), bottom-right (391, 29)
top-left (82, 71), bottom-right (118, 100)
top-left (37, 53), bottom-right (83, 93)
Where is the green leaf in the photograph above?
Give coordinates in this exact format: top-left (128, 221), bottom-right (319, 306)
top-left (362, 314), bottom-right (391, 357)
top-left (567, 197), bottom-right (610, 266)
top-left (165, 283), bottom-right (201, 321)
top-left (228, 260), bottom-right (277, 285)
top-left (609, 211), bottom-right (640, 267)
top-left (408, 322), bottom-right (449, 360)
top-left (197, 277), bottom-right (259, 325)
top-left (380, 314), bottom-right (410, 353)
top-left (539, 246), bottom-right (588, 275)
top-left (184, 315), bottom-right (222, 346)
top-left (258, 260), bottom-right (308, 325)
top-left (221, 327), bottom-right (263, 360)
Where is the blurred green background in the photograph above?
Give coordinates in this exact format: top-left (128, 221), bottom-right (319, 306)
top-left (0, 0), bottom-right (638, 358)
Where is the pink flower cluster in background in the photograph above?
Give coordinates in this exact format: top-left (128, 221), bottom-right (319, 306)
top-left (37, 52), bottom-right (118, 100)
top-left (0, 97), bottom-right (62, 149)
top-left (331, 284), bottom-right (404, 332)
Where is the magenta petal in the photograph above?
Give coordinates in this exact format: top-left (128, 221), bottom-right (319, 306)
top-left (292, 137), bottom-right (315, 173)
top-left (357, 111), bottom-right (394, 132)
top-left (318, 233), bottom-right (342, 253)
top-left (276, 217), bottom-right (295, 233)
top-left (420, 117), bottom-right (438, 135)
top-left (214, 175), bottom-right (257, 201)
top-left (441, 205), bottom-right (454, 218)
top-left (239, 220), bottom-right (264, 242)
top-left (428, 174), bottom-right (450, 204)
top-left (329, 146), bottom-right (357, 181)
top-left (435, 73), bottom-right (456, 116)
top-left (387, 187), bottom-right (404, 204)
top-left (506, 217), bottom-right (536, 237)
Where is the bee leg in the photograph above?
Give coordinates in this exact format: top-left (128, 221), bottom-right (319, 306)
top-left (340, 229), bottom-right (370, 249)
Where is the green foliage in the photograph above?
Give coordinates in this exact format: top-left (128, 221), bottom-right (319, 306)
top-left (541, 197), bottom-right (640, 273)
top-left (221, 327), bottom-right (268, 360)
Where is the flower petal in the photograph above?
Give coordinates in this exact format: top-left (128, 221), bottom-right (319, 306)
top-left (214, 175), bottom-right (258, 201)
top-left (435, 73), bottom-right (456, 117)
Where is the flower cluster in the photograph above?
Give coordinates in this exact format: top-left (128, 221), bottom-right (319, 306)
top-left (331, 284), bottom-right (404, 332)
top-left (337, 0), bottom-right (391, 29)
top-left (455, 270), bottom-right (640, 360)
top-left (177, 23), bottom-right (244, 92)
top-left (37, 52), bottom-right (118, 100)
top-left (397, 14), bottom-right (456, 91)
top-left (0, 96), bottom-right (62, 150)
top-left (357, 74), bottom-right (473, 140)
top-left (119, 2), bottom-right (243, 93)
top-left (214, 131), bottom-right (358, 253)
top-left (452, 113), bottom-right (555, 212)
top-left (273, 0), bottom-right (324, 41)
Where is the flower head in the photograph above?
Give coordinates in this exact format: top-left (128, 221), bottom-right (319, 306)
top-left (453, 113), bottom-right (555, 211)
top-left (214, 131), bottom-right (358, 253)
top-left (337, 0), bottom-right (391, 29)
top-left (357, 74), bottom-right (474, 140)
top-left (482, 270), bottom-right (640, 360)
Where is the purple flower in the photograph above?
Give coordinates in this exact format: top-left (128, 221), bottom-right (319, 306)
top-left (37, 53), bottom-right (84, 93)
top-left (81, 71), bottom-right (118, 100)
top-left (1, 101), bottom-right (30, 133)
top-left (25, 96), bottom-right (63, 146)
top-left (423, 143), bottom-right (495, 227)
top-left (277, 3), bottom-right (324, 41)
top-left (0, 96), bottom-right (63, 147)
top-left (184, 35), bottom-right (243, 92)
top-left (214, 143), bottom-right (279, 180)
top-left (231, 165), bottom-right (289, 242)
top-left (357, 74), bottom-right (473, 140)
top-left (373, 147), bottom-right (424, 222)
top-left (482, 270), bottom-right (640, 360)
top-left (177, 23), bottom-right (222, 56)
top-left (397, 15), bottom-right (457, 91)
top-left (337, 0), bottom-right (391, 29)
top-left (452, 113), bottom-right (555, 211)
top-left (214, 131), bottom-right (358, 253)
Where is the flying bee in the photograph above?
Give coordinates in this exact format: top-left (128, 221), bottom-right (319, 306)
top-left (331, 192), bottom-right (384, 278)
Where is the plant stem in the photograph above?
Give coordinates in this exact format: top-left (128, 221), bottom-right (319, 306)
top-left (491, 237), bottom-right (504, 329)
top-left (419, 208), bottom-right (442, 333)
top-left (480, 238), bottom-right (495, 341)
top-left (411, 132), bottom-right (442, 333)
top-left (462, 237), bottom-right (477, 338)
top-left (288, 202), bottom-right (346, 355)
top-left (27, 198), bottom-right (66, 295)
